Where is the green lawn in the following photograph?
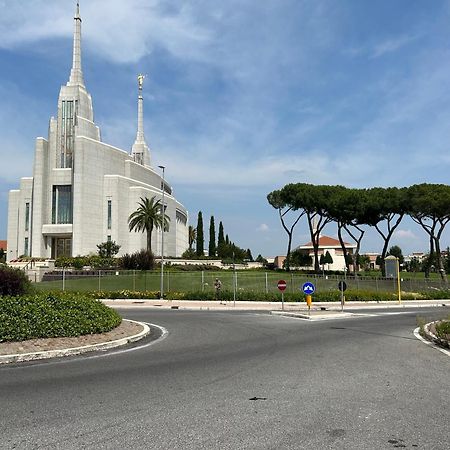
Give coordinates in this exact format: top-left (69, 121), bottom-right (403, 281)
top-left (35, 269), bottom-right (450, 295)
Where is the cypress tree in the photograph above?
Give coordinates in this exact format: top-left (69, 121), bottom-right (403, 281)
top-left (217, 221), bottom-right (225, 257)
top-left (208, 216), bottom-right (216, 256)
top-left (196, 211), bottom-right (204, 256)
top-left (218, 222), bottom-right (225, 246)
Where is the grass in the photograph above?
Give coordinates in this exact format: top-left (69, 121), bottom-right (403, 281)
top-left (36, 270), bottom-right (450, 298)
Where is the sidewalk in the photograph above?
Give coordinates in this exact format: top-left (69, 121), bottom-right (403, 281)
top-left (102, 298), bottom-right (450, 320)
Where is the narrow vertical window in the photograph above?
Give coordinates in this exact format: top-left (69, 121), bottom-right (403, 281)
top-left (24, 237), bottom-right (29, 257)
top-left (52, 186), bottom-right (73, 224)
top-left (107, 235), bottom-right (111, 242)
top-left (60, 100), bottom-right (76, 168)
top-left (25, 202), bottom-right (30, 231)
top-left (107, 199), bottom-right (112, 229)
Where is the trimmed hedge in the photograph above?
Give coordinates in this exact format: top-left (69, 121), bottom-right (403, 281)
top-left (0, 292), bottom-right (121, 342)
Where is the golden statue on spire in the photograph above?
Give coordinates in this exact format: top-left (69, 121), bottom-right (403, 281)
top-left (138, 74), bottom-right (146, 90)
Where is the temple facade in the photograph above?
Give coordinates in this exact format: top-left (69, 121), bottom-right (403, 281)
top-left (7, 3), bottom-right (189, 261)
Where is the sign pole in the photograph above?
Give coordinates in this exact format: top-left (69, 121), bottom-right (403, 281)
top-left (277, 280), bottom-right (287, 310)
top-left (338, 280), bottom-right (347, 312)
top-left (397, 258), bottom-right (401, 304)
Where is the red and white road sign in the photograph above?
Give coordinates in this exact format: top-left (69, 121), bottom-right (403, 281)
top-left (277, 280), bottom-right (287, 291)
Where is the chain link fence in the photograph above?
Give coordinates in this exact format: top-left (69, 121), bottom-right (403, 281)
top-left (36, 270), bottom-right (449, 296)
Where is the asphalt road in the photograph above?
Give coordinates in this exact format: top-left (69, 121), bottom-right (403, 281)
top-left (0, 307), bottom-right (449, 449)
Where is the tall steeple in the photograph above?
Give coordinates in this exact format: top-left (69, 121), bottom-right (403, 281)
top-left (131, 74), bottom-right (151, 166)
top-left (67, 2), bottom-right (85, 87)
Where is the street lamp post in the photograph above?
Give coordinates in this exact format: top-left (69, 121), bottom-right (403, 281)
top-left (158, 165), bottom-right (165, 300)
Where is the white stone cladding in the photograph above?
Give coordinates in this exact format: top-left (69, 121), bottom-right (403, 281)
top-left (6, 4), bottom-right (188, 261)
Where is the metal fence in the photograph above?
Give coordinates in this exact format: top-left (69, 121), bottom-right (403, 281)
top-left (35, 270), bottom-right (449, 295)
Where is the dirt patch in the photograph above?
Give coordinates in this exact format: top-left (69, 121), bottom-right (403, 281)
top-left (0, 320), bottom-right (144, 356)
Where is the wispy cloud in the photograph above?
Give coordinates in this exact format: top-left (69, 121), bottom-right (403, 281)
top-left (394, 229), bottom-right (418, 240)
top-left (257, 224), bottom-right (269, 232)
top-left (371, 34), bottom-right (420, 59)
top-left (0, 0), bottom-right (211, 64)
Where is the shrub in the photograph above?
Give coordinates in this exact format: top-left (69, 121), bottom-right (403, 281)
top-left (72, 256), bottom-right (87, 269)
top-left (55, 256), bottom-right (73, 268)
top-left (119, 250), bottom-right (155, 270)
top-left (0, 292), bottom-right (121, 342)
top-left (97, 241), bottom-right (121, 258)
top-left (435, 320), bottom-right (450, 339)
top-left (0, 266), bottom-right (32, 296)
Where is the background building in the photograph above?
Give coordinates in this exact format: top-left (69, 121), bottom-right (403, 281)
top-left (7, 4), bottom-right (188, 261)
top-left (295, 235), bottom-right (356, 271)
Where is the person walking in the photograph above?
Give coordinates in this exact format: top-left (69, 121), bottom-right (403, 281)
top-left (214, 278), bottom-right (223, 303)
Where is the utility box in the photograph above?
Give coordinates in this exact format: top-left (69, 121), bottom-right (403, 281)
top-left (385, 255), bottom-right (398, 279)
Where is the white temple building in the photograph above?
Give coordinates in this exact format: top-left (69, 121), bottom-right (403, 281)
top-left (7, 3), bottom-right (189, 261)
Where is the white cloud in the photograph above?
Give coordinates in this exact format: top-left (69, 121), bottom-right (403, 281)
top-left (257, 223), bottom-right (269, 232)
top-left (394, 229), bottom-right (418, 240)
top-left (0, 0), bottom-right (212, 64)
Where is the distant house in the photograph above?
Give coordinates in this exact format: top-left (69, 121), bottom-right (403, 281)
top-left (295, 235), bottom-right (356, 271)
top-left (362, 252), bottom-right (381, 270)
top-left (274, 256), bottom-right (286, 269)
top-left (0, 240), bottom-right (6, 251)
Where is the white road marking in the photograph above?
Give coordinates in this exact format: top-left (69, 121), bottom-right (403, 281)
top-left (413, 327), bottom-right (450, 358)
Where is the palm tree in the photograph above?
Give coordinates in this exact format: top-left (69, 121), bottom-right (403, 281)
top-left (188, 225), bottom-right (196, 251)
top-left (128, 196), bottom-right (170, 253)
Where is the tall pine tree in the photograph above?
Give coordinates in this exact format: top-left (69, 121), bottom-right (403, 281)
top-left (196, 211), bottom-right (204, 256)
top-left (208, 216), bottom-right (216, 256)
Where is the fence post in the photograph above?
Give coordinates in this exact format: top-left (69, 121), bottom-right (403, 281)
top-left (375, 277), bottom-right (379, 293)
top-left (98, 270), bottom-right (101, 291)
top-left (291, 273), bottom-right (294, 294)
top-left (62, 268), bottom-right (65, 292)
top-left (167, 270), bottom-right (170, 292)
top-left (202, 271), bottom-right (204, 292)
top-left (265, 272), bottom-right (268, 294)
top-left (133, 270), bottom-right (136, 291)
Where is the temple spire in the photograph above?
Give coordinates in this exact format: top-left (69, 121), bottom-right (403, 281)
top-left (68, 1), bottom-right (84, 87)
top-left (131, 74), bottom-right (151, 166)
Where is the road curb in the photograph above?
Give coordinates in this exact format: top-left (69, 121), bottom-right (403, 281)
top-left (414, 326), bottom-right (450, 357)
top-left (421, 321), bottom-right (450, 350)
top-left (271, 311), bottom-right (356, 320)
top-left (0, 319), bottom-right (150, 365)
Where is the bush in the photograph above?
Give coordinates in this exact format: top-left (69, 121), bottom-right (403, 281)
top-left (0, 292), bottom-right (121, 342)
top-left (72, 256), bottom-right (87, 269)
top-left (436, 320), bottom-right (450, 339)
top-left (0, 266), bottom-right (32, 296)
top-left (119, 250), bottom-right (155, 270)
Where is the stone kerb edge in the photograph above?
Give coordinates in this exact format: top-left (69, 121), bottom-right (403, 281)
top-left (423, 320), bottom-right (450, 349)
top-left (0, 319), bottom-right (150, 365)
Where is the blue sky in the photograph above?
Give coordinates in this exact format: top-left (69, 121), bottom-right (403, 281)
top-left (1, 0), bottom-right (450, 257)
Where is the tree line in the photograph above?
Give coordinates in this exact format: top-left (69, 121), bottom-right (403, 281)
top-left (185, 212), bottom-right (253, 262)
top-left (267, 183), bottom-right (450, 280)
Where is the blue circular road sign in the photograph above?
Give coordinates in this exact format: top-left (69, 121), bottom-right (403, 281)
top-left (302, 282), bottom-right (316, 295)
